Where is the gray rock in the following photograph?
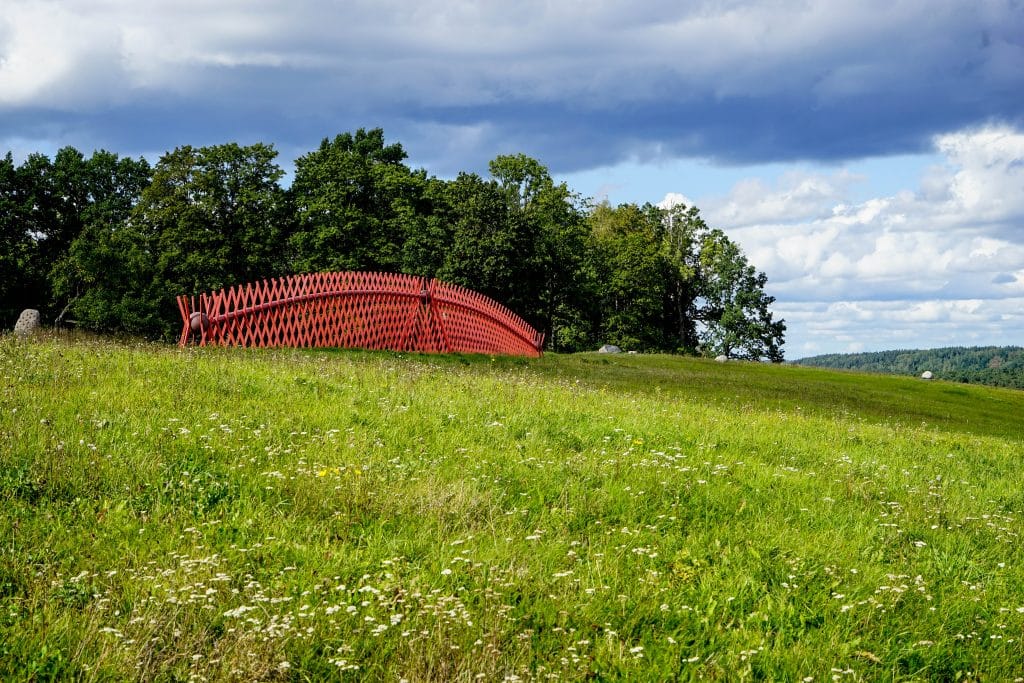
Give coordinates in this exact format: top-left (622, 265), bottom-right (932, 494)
top-left (13, 309), bottom-right (40, 336)
top-left (597, 344), bottom-right (621, 354)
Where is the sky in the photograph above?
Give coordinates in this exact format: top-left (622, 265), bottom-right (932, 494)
top-left (2, 0), bottom-right (1022, 357)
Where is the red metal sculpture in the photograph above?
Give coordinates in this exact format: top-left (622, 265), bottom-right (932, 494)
top-left (176, 271), bottom-right (544, 358)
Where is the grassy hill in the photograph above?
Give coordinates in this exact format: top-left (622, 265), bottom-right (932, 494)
top-left (3, 334), bottom-right (1024, 681)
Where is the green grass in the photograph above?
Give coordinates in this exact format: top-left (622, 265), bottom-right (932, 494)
top-left (3, 333), bottom-right (1024, 681)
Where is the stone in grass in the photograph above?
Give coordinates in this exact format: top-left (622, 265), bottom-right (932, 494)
top-left (598, 344), bottom-right (622, 354)
top-left (715, 354), bottom-right (728, 363)
top-left (920, 370), bottom-right (933, 380)
top-left (13, 309), bottom-right (41, 337)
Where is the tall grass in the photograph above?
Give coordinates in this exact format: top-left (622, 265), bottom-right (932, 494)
top-left (2, 333), bottom-right (1023, 681)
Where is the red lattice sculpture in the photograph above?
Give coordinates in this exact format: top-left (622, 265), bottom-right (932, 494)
top-left (176, 272), bottom-right (544, 358)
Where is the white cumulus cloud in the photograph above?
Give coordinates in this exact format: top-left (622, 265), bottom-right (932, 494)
top-left (696, 124), bottom-right (1024, 355)
top-left (0, 1), bottom-right (127, 108)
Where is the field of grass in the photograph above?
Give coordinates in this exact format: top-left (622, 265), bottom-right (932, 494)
top-left (3, 333), bottom-right (1024, 681)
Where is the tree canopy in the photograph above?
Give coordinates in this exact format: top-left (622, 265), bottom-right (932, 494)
top-left (1, 128), bottom-right (787, 359)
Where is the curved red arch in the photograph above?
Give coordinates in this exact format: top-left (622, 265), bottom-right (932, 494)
top-left (176, 271), bottom-right (544, 357)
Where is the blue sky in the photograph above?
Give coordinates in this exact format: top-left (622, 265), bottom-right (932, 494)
top-left (2, 0), bottom-right (1022, 357)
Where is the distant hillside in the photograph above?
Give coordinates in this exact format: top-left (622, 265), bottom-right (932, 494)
top-left (794, 345), bottom-right (1024, 389)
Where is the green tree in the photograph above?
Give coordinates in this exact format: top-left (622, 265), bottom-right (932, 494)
top-left (589, 200), bottom-right (785, 360)
top-left (2, 147), bottom-right (155, 329)
top-left (691, 228), bottom-right (786, 361)
top-left (660, 203), bottom-right (703, 353)
top-left (0, 153), bottom-right (37, 326)
top-left (290, 128), bottom-right (426, 273)
top-left (135, 142), bottom-right (287, 336)
top-left (3, 152), bottom-right (58, 323)
top-left (398, 175), bottom-right (457, 279)
top-left (432, 172), bottom-right (521, 306)
top-left (49, 152), bottom-right (153, 332)
top-left (590, 202), bottom-right (671, 351)
top-left (487, 154), bottom-right (594, 351)
top-left (415, 155), bottom-right (594, 350)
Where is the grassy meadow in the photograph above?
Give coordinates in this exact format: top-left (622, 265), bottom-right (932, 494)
top-left (2, 334), bottom-right (1024, 681)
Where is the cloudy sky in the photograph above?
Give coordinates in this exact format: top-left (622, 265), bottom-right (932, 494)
top-left (2, 0), bottom-right (1022, 357)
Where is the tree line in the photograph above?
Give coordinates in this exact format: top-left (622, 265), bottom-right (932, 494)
top-left (795, 346), bottom-right (1024, 389)
top-left (1, 128), bottom-right (785, 359)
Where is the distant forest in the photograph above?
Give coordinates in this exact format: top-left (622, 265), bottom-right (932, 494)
top-left (795, 347), bottom-right (1024, 390)
top-left (1, 128), bottom-right (785, 359)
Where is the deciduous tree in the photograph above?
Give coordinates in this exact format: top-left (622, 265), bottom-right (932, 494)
top-left (135, 142), bottom-right (287, 336)
top-left (590, 200), bottom-right (785, 360)
top-left (50, 151), bottom-right (153, 332)
top-left (590, 202), bottom-right (672, 351)
top-left (693, 228), bottom-right (786, 361)
top-left (290, 128), bottom-right (425, 273)
top-left (487, 154), bottom-right (593, 349)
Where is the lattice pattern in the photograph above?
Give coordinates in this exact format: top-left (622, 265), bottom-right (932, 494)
top-left (176, 271), bottom-right (544, 358)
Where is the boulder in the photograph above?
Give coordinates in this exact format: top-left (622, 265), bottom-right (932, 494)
top-left (597, 344), bottom-right (622, 354)
top-left (13, 309), bottom-right (40, 337)
top-left (920, 370), bottom-right (933, 380)
top-left (715, 354), bottom-right (728, 363)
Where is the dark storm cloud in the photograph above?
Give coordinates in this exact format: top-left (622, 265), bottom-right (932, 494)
top-left (2, 1), bottom-right (1021, 172)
